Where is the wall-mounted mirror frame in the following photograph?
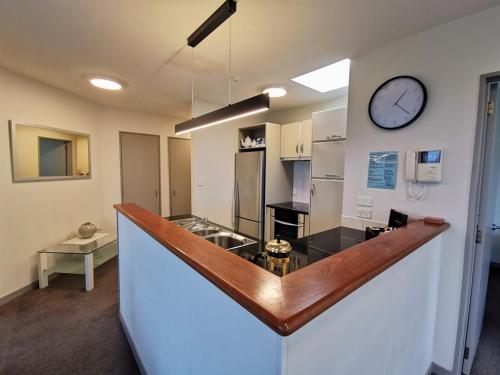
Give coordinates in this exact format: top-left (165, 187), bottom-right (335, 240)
top-left (9, 120), bottom-right (92, 182)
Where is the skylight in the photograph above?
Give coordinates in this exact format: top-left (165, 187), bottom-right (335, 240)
top-left (291, 59), bottom-right (350, 93)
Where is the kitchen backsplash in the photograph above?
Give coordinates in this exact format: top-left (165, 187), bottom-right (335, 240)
top-left (293, 161), bottom-right (310, 203)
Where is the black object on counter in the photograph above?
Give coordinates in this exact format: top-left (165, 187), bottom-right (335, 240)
top-left (364, 209), bottom-right (408, 241)
top-left (388, 209), bottom-right (408, 228)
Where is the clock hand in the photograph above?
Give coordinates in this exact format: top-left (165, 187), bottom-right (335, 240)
top-left (393, 89), bottom-right (408, 106)
top-left (395, 102), bottom-right (410, 115)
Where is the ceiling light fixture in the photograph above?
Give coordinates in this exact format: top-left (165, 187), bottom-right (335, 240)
top-left (175, 94), bottom-right (270, 135)
top-left (175, 0), bottom-right (270, 135)
top-left (291, 58), bottom-right (350, 93)
top-left (89, 77), bottom-right (123, 91)
top-left (263, 87), bottom-right (287, 98)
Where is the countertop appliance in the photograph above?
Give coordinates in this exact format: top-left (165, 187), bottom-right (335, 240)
top-left (234, 150), bottom-right (265, 239)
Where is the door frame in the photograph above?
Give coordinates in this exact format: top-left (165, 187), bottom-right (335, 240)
top-left (167, 136), bottom-right (191, 217)
top-left (452, 72), bottom-right (500, 374)
top-left (119, 131), bottom-right (162, 214)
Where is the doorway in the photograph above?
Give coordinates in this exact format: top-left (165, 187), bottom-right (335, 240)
top-left (38, 137), bottom-right (72, 176)
top-left (120, 132), bottom-right (161, 214)
top-left (168, 137), bottom-right (191, 217)
top-left (461, 77), bottom-right (500, 374)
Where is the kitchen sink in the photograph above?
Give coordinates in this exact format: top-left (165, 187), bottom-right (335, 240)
top-left (171, 218), bottom-right (256, 250)
top-left (204, 232), bottom-right (256, 250)
top-left (191, 227), bottom-right (220, 236)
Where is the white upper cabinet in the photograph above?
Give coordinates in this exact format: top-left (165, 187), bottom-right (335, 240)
top-left (280, 120), bottom-right (312, 160)
top-left (280, 122), bottom-right (301, 158)
top-left (312, 107), bottom-right (347, 141)
top-left (300, 119), bottom-right (312, 158)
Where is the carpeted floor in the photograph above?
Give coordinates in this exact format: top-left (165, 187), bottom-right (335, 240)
top-left (0, 258), bottom-right (140, 375)
top-left (471, 266), bottom-right (500, 375)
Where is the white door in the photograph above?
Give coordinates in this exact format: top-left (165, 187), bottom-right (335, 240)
top-left (300, 119), bottom-right (312, 158)
top-left (312, 107), bottom-right (347, 141)
top-left (463, 81), bottom-right (500, 373)
top-left (311, 141), bottom-right (346, 179)
top-left (168, 138), bottom-right (191, 216)
top-left (120, 132), bottom-right (161, 214)
top-left (309, 179), bottom-right (344, 235)
top-left (280, 122), bottom-right (301, 158)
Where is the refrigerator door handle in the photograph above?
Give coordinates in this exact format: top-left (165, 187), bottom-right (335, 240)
top-left (235, 181), bottom-right (240, 231)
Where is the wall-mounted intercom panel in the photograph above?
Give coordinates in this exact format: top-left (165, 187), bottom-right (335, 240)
top-left (405, 149), bottom-right (443, 182)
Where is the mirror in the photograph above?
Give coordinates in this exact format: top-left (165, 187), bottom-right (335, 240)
top-left (9, 121), bottom-right (91, 182)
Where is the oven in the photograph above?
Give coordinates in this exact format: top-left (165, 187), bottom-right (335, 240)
top-left (270, 208), bottom-right (305, 241)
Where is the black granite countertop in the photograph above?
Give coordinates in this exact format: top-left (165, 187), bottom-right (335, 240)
top-left (230, 227), bottom-right (365, 275)
top-left (266, 201), bottom-right (310, 214)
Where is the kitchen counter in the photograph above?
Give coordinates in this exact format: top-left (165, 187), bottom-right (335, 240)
top-left (115, 203), bottom-right (449, 336)
top-left (266, 201), bottom-right (309, 214)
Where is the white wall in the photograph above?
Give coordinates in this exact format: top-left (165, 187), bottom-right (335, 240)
top-left (118, 213), bottom-right (281, 375)
top-left (0, 67), bottom-right (179, 299)
top-left (286, 237), bottom-right (442, 375)
top-left (190, 114), bottom-right (267, 227)
top-left (343, 6), bottom-right (500, 368)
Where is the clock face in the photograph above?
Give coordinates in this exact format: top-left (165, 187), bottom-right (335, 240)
top-left (369, 76), bottom-right (427, 130)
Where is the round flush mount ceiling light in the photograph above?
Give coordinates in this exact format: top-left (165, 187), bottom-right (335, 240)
top-left (89, 77), bottom-right (124, 91)
top-left (263, 87), bottom-right (287, 98)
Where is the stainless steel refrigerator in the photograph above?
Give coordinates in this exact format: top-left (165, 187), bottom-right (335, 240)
top-left (234, 151), bottom-right (265, 239)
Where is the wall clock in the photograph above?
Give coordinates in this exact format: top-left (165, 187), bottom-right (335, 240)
top-left (368, 76), bottom-right (427, 130)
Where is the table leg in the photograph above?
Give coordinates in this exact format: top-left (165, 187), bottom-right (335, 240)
top-left (38, 253), bottom-right (48, 289)
top-left (84, 254), bottom-right (94, 291)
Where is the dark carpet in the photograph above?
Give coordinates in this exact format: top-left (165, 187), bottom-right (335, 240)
top-left (0, 258), bottom-right (140, 375)
top-left (471, 266), bottom-right (500, 375)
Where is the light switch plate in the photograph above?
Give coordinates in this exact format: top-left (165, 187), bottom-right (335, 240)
top-left (357, 196), bottom-right (373, 207)
top-left (357, 207), bottom-right (373, 219)
top-left (196, 176), bottom-right (204, 186)
top-left (293, 188), bottom-right (297, 196)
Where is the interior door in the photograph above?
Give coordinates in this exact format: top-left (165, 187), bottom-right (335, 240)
top-left (120, 132), bottom-right (161, 214)
top-left (280, 122), bottom-right (301, 158)
top-left (300, 119), bottom-right (312, 158)
top-left (463, 81), bottom-right (500, 373)
top-left (309, 179), bottom-right (344, 235)
top-left (168, 138), bottom-right (191, 216)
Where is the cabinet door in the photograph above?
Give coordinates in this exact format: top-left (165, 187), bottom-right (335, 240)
top-left (312, 107), bottom-right (347, 141)
top-left (300, 119), bottom-right (312, 158)
top-left (309, 179), bottom-right (344, 235)
top-left (280, 122), bottom-right (301, 158)
top-left (311, 141), bottom-right (345, 179)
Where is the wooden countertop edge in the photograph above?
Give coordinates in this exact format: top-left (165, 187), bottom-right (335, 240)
top-left (114, 203), bottom-right (450, 336)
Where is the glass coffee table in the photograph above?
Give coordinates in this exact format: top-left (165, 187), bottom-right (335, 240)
top-left (38, 232), bottom-right (117, 291)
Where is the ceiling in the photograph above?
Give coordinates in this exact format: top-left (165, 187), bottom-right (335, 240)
top-left (0, 0), bottom-right (498, 119)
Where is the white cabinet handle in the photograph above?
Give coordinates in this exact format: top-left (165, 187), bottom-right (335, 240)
top-left (274, 219), bottom-right (304, 227)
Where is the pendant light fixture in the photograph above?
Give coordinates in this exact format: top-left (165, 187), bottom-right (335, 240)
top-left (175, 0), bottom-right (270, 135)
